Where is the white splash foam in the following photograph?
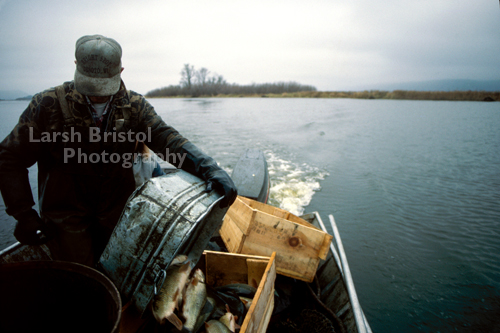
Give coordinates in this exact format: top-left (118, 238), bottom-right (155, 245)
top-left (265, 150), bottom-right (328, 216)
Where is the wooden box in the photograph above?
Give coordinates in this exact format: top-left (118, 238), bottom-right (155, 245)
top-left (220, 196), bottom-right (333, 282)
top-left (203, 250), bottom-right (276, 333)
top-left (119, 250), bottom-right (276, 333)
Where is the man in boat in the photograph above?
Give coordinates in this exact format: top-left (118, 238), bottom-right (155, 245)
top-left (0, 35), bottom-right (237, 267)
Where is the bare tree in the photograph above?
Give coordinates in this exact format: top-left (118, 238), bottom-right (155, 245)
top-left (146, 64), bottom-right (316, 97)
top-left (180, 64), bottom-right (195, 90)
top-left (195, 67), bottom-right (210, 86)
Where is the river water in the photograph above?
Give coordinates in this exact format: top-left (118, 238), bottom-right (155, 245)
top-left (1, 97), bottom-right (499, 332)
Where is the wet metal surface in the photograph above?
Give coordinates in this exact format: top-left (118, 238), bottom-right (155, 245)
top-left (99, 169), bottom-right (227, 314)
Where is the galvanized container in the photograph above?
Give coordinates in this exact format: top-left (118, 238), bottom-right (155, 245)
top-left (98, 169), bottom-right (227, 314)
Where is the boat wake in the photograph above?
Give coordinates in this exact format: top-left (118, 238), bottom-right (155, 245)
top-left (264, 150), bottom-right (329, 216)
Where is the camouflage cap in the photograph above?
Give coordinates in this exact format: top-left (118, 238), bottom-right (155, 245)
top-left (74, 35), bottom-right (122, 96)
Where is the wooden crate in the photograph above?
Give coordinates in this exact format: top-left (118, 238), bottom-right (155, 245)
top-left (220, 196), bottom-right (333, 282)
top-left (119, 250), bottom-right (276, 333)
top-left (203, 250), bottom-right (276, 333)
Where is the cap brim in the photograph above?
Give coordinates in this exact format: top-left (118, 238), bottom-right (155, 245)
top-left (74, 69), bottom-right (121, 96)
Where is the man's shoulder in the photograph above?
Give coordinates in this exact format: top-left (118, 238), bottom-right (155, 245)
top-left (125, 90), bottom-right (154, 114)
top-left (29, 88), bottom-right (59, 111)
top-left (127, 89), bottom-right (147, 104)
top-left (31, 81), bottom-right (74, 104)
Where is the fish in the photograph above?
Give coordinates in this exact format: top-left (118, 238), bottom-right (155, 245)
top-left (206, 286), bottom-right (231, 318)
top-left (215, 290), bottom-right (247, 326)
top-left (215, 283), bottom-right (257, 298)
top-left (151, 261), bottom-right (192, 330)
top-left (171, 255), bottom-right (189, 313)
top-left (219, 304), bottom-right (240, 333)
top-left (207, 286), bottom-right (246, 326)
top-left (181, 268), bottom-right (207, 332)
top-left (192, 296), bottom-right (216, 333)
top-left (205, 319), bottom-right (232, 333)
top-left (170, 254), bottom-right (189, 266)
top-left (239, 296), bottom-right (253, 311)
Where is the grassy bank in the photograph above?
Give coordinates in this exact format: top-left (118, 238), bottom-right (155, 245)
top-left (264, 90), bottom-right (500, 101)
top-left (148, 90), bottom-right (500, 101)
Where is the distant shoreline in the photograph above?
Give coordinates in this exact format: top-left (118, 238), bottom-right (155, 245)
top-left (147, 90), bottom-right (499, 102)
top-left (3, 90), bottom-right (498, 102)
top-left (0, 96), bottom-right (32, 102)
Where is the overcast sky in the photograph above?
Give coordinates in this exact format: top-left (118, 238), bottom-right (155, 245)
top-left (1, 0), bottom-right (499, 95)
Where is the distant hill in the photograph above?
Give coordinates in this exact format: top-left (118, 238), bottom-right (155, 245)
top-left (370, 79), bottom-right (500, 92)
top-left (0, 90), bottom-right (31, 100)
top-left (15, 95), bottom-right (33, 101)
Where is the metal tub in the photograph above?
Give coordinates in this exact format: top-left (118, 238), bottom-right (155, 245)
top-left (98, 169), bottom-right (227, 314)
top-left (0, 260), bottom-right (121, 333)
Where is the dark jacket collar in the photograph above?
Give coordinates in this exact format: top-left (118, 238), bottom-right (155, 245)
top-left (64, 80), bottom-right (130, 106)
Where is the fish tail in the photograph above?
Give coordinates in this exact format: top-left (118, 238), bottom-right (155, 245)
top-left (240, 298), bottom-right (249, 310)
top-left (180, 261), bottom-right (191, 273)
top-left (190, 275), bottom-right (199, 287)
top-left (166, 312), bottom-right (184, 331)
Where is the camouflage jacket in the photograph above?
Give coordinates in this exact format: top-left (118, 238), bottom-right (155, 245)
top-left (0, 80), bottom-right (189, 229)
